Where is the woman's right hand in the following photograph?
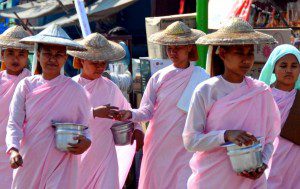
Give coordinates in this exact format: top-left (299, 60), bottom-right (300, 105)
top-left (92, 104), bottom-right (119, 119)
top-left (224, 130), bottom-right (257, 146)
top-left (9, 148), bottom-right (23, 169)
top-left (114, 110), bottom-right (132, 121)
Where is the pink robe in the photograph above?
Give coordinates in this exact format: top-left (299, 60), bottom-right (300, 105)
top-left (73, 75), bottom-right (137, 189)
top-left (184, 76), bottom-right (281, 189)
top-left (0, 69), bottom-right (31, 189)
top-left (132, 64), bottom-right (203, 189)
top-left (6, 75), bottom-right (91, 189)
top-left (267, 88), bottom-right (300, 188)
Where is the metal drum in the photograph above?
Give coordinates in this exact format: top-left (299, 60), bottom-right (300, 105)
top-left (111, 121), bottom-right (134, 146)
top-left (52, 122), bottom-right (87, 152)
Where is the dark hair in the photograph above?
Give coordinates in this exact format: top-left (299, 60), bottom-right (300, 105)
top-left (107, 27), bottom-right (129, 36)
top-left (210, 46), bottom-right (230, 76)
top-left (37, 43), bottom-right (43, 52)
top-left (36, 44), bottom-right (43, 74)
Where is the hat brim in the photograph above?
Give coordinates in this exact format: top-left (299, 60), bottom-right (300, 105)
top-left (196, 31), bottom-right (277, 45)
top-left (67, 40), bottom-right (126, 62)
top-left (20, 35), bottom-right (86, 51)
top-left (0, 37), bottom-right (33, 51)
top-left (149, 29), bottom-right (206, 45)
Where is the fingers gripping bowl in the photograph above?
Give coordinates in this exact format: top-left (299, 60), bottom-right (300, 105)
top-left (221, 137), bottom-right (264, 173)
top-left (52, 122), bottom-right (88, 152)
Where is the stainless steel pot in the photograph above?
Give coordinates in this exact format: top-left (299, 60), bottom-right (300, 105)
top-left (111, 121), bottom-right (134, 146)
top-left (221, 138), bottom-right (263, 173)
top-left (52, 122), bottom-right (87, 152)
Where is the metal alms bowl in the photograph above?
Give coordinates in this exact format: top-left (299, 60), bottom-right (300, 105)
top-left (52, 122), bottom-right (87, 152)
top-left (111, 121), bottom-right (134, 146)
top-left (221, 137), bottom-right (263, 173)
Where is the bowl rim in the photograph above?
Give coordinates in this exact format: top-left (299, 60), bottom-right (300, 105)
top-left (52, 122), bottom-right (88, 130)
top-left (220, 136), bottom-right (264, 147)
top-left (111, 121), bottom-right (134, 128)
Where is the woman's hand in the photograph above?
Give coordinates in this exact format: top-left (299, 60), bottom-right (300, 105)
top-left (9, 148), bottom-right (23, 169)
top-left (93, 104), bottom-right (119, 119)
top-left (67, 135), bottom-right (91, 155)
top-left (238, 163), bottom-right (268, 180)
top-left (224, 130), bottom-right (257, 146)
top-left (114, 110), bottom-right (132, 121)
top-left (131, 129), bottom-right (144, 151)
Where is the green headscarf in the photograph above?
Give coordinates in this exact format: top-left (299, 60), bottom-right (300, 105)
top-left (259, 44), bottom-right (300, 89)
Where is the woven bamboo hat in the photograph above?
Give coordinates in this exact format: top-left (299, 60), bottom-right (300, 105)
top-left (196, 17), bottom-right (277, 45)
top-left (149, 21), bottom-right (206, 45)
top-left (0, 26), bottom-right (33, 50)
top-left (67, 33), bottom-right (126, 69)
top-left (20, 24), bottom-right (86, 51)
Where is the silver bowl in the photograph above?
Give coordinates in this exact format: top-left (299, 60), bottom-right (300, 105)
top-left (111, 121), bottom-right (134, 146)
top-left (52, 122), bottom-right (87, 152)
top-left (221, 137), bottom-right (263, 173)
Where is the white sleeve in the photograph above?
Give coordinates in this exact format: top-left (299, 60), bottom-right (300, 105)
top-left (115, 85), bottom-right (143, 131)
top-left (262, 142), bottom-right (274, 165)
top-left (131, 77), bottom-right (157, 123)
top-left (183, 89), bottom-right (226, 152)
top-left (6, 80), bottom-right (26, 152)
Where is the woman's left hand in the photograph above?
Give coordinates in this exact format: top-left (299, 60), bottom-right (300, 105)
top-left (67, 135), bottom-right (91, 155)
top-left (238, 163), bottom-right (268, 180)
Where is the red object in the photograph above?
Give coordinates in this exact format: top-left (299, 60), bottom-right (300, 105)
top-left (179, 0), bottom-right (185, 14)
top-left (229, 0), bottom-right (253, 21)
top-left (263, 45), bottom-right (272, 59)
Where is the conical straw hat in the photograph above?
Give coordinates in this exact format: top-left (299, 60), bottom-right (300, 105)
top-left (0, 26), bottom-right (33, 50)
top-left (196, 17), bottom-right (277, 45)
top-left (20, 24), bottom-right (86, 51)
top-left (149, 21), bottom-right (206, 45)
top-left (67, 33), bottom-right (125, 63)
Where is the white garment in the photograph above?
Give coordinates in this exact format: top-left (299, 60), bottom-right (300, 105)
top-left (177, 66), bottom-right (209, 112)
top-left (183, 76), bottom-right (273, 164)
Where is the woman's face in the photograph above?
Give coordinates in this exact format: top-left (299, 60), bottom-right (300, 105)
top-left (274, 54), bottom-right (300, 87)
top-left (166, 45), bottom-right (192, 65)
top-left (81, 59), bottom-right (107, 80)
top-left (219, 45), bottom-right (254, 77)
top-left (2, 48), bottom-right (28, 75)
top-left (37, 44), bottom-right (67, 76)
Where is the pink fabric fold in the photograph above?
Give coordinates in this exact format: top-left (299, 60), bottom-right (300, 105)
top-left (188, 78), bottom-right (281, 189)
top-left (138, 65), bottom-right (195, 189)
top-left (0, 69), bottom-right (31, 189)
top-left (267, 88), bottom-right (300, 188)
top-left (6, 75), bottom-right (91, 189)
top-left (74, 76), bottom-right (136, 189)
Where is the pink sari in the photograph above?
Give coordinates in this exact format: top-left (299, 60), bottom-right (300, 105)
top-left (188, 78), bottom-right (281, 189)
top-left (6, 75), bottom-right (91, 188)
top-left (74, 76), bottom-right (136, 189)
top-left (0, 69), bottom-right (30, 189)
top-left (267, 88), bottom-right (300, 188)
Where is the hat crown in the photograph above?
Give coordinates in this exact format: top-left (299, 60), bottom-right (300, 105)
top-left (219, 17), bottom-right (254, 33)
top-left (38, 24), bottom-right (71, 40)
top-left (1, 26), bottom-right (31, 39)
top-left (81, 33), bottom-right (109, 49)
top-left (164, 21), bottom-right (191, 35)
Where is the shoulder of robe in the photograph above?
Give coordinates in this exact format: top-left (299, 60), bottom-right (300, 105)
top-left (67, 78), bottom-right (87, 95)
top-left (22, 75), bottom-right (40, 84)
top-left (72, 74), bottom-right (80, 82)
top-left (150, 64), bottom-right (174, 81)
top-left (194, 76), bottom-right (221, 94)
top-left (102, 76), bottom-right (117, 88)
top-left (246, 76), bottom-right (270, 91)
